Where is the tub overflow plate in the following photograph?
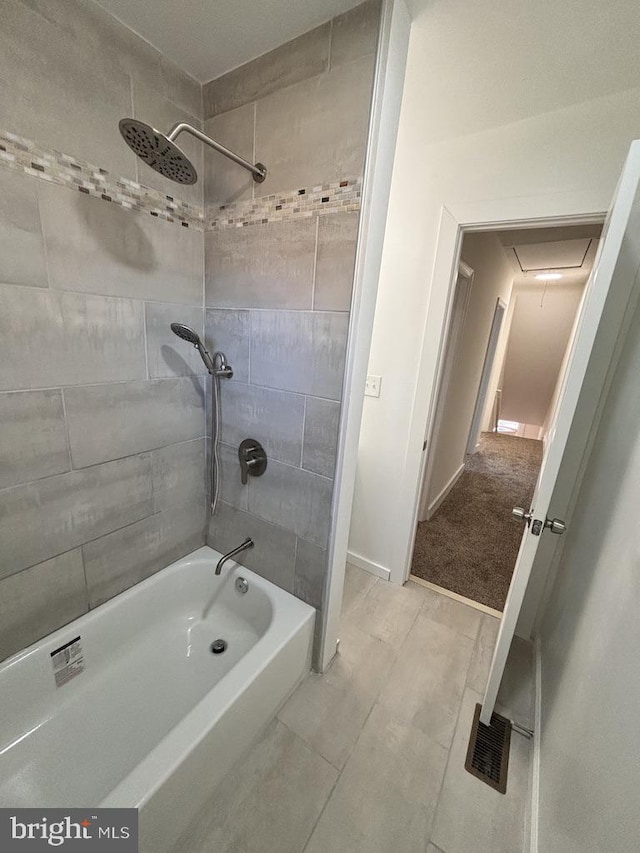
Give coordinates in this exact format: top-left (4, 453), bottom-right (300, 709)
top-left (210, 639), bottom-right (227, 654)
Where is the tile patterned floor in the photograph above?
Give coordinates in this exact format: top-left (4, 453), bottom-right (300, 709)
top-left (176, 565), bottom-right (532, 853)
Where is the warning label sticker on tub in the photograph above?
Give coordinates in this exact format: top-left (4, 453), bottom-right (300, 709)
top-left (50, 636), bottom-right (84, 688)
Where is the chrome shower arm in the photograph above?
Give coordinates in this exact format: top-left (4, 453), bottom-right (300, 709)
top-left (167, 122), bottom-right (266, 183)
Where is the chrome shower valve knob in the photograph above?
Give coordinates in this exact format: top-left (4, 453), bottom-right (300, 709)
top-left (239, 439), bottom-right (267, 485)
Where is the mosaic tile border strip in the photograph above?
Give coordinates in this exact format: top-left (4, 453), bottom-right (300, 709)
top-left (205, 178), bottom-right (362, 231)
top-left (0, 130), bottom-right (204, 230)
top-left (0, 128), bottom-right (362, 233)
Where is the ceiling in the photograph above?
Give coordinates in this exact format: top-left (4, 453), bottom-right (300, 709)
top-left (93, 0), bottom-right (365, 83)
top-left (497, 224), bottom-right (603, 286)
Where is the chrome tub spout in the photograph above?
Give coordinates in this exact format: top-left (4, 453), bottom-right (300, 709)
top-left (215, 538), bottom-right (254, 576)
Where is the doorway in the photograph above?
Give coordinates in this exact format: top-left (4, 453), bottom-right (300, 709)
top-left (411, 223), bottom-right (603, 612)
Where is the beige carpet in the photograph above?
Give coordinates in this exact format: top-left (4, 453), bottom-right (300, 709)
top-left (412, 432), bottom-right (543, 611)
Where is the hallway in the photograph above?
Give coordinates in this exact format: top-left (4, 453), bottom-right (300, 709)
top-left (412, 433), bottom-right (543, 610)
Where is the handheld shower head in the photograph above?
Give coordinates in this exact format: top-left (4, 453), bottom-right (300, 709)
top-left (170, 322), bottom-right (201, 346)
top-left (170, 323), bottom-right (214, 374)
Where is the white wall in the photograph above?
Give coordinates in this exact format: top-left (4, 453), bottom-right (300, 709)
top-left (536, 296), bottom-right (640, 853)
top-left (501, 282), bottom-right (585, 429)
top-left (426, 233), bottom-right (513, 509)
top-left (349, 0), bottom-right (640, 581)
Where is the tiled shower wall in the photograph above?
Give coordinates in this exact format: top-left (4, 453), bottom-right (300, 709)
top-left (0, 0), bottom-right (206, 661)
top-left (203, 1), bottom-right (380, 640)
top-left (0, 0), bottom-right (379, 664)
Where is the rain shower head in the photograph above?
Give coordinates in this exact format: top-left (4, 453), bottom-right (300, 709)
top-left (119, 119), bottom-right (197, 185)
top-left (119, 118), bottom-right (266, 186)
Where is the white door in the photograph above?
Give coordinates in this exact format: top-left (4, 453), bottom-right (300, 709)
top-left (481, 140), bottom-right (640, 725)
top-left (466, 297), bottom-right (506, 455)
top-left (419, 262), bottom-right (474, 521)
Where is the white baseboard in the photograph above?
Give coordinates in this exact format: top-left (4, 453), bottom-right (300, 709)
top-left (425, 462), bottom-right (465, 520)
top-left (346, 550), bottom-right (391, 581)
top-left (529, 634), bottom-right (542, 853)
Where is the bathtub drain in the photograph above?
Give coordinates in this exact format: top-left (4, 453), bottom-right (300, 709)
top-left (210, 639), bottom-right (228, 655)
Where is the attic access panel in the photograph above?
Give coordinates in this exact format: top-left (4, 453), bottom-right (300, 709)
top-left (511, 238), bottom-right (592, 272)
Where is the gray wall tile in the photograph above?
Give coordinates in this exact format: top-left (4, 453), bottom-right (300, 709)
top-left (205, 219), bottom-right (316, 309)
top-left (152, 438), bottom-right (207, 512)
top-left (145, 303), bottom-right (206, 379)
top-left (207, 501), bottom-right (296, 593)
top-left (20, 0), bottom-right (202, 118)
top-left (205, 309), bottom-right (251, 383)
top-left (160, 57), bottom-right (203, 119)
top-left (250, 311), bottom-right (349, 400)
top-left (295, 537), bottom-right (327, 609)
top-left (22, 0), bottom-right (156, 86)
top-left (0, 170), bottom-right (47, 288)
top-left (39, 182), bottom-right (203, 304)
top-left (303, 397), bottom-right (341, 478)
top-left (248, 458), bottom-right (333, 548)
top-left (0, 549), bottom-right (87, 662)
top-left (330, 0), bottom-right (381, 68)
top-left (0, 454), bottom-right (153, 579)
top-left (255, 57), bottom-right (374, 195)
top-left (203, 24), bottom-right (330, 118)
top-left (0, 389), bottom-right (70, 490)
top-left (220, 382), bottom-right (305, 466)
top-left (0, 0), bottom-right (136, 179)
top-left (217, 442), bottom-right (249, 510)
top-left (204, 104), bottom-right (256, 206)
top-left (0, 286), bottom-right (146, 391)
top-left (314, 211), bottom-right (359, 311)
top-left (64, 377), bottom-right (205, 469)
top-left (132, 82), bottom-right (204, 207)
top-left (84, 501), bottom-right (206, 607)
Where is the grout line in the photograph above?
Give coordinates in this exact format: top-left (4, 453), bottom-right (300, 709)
top-left (311, 215), bottom-right (320, 310)
top-left (78, 544), bottom-right (91, 611)
top-left (300, 396), bottom-right (308, 467)
top-left (201, 305), bottom-right (350, 315)
top-left (142, 302), bottom-right (150, 380)
top-left (300, 766), bottom-right (343, 853)
top-left (327, 17), bottom-right (334, 73)
top-left (247, 310), bottom-right (253, 384)
top-left (427, 651), bottom-right (478, 848)
top-left (293, 536), bottom-right (299, 586)
top-left (229, 376), bottom-right (342, 404)
top-left (35, 183), bottom-right (52, 290)
top-left (252, 100), bottom-right (257, 205)
top-left (58, 387), bottom-right (74, 472)
top-left (0, 434), bottom-right (207, 498)
top-left (0, 374), bottom-right (209, 397)
top-left (128, 76), bottom-right (140, 186)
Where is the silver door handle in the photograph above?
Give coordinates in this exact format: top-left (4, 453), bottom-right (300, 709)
top-left (544, 517), bottom-right (566, 534)
top-left (512, 507), bottom-right (532, 525)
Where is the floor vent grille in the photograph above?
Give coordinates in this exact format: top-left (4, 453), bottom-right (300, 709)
top-left (464, 703), bottom-right (511, 794)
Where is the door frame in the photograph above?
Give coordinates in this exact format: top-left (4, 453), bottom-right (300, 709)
top-left (418, 260), bottom-right (474, 522)
top-left (465, 296), bottom-right (507, 455)
top-left (395, 202), bottom-right (606, 607)
top-left (317, 0), bottom-right (412, 672)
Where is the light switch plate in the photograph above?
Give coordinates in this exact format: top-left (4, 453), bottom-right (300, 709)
top-left (365, 375), bottom-right (382, 397)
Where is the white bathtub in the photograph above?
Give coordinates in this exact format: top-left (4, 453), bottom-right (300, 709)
top-left (0, 545), bottom-right (315, 852)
